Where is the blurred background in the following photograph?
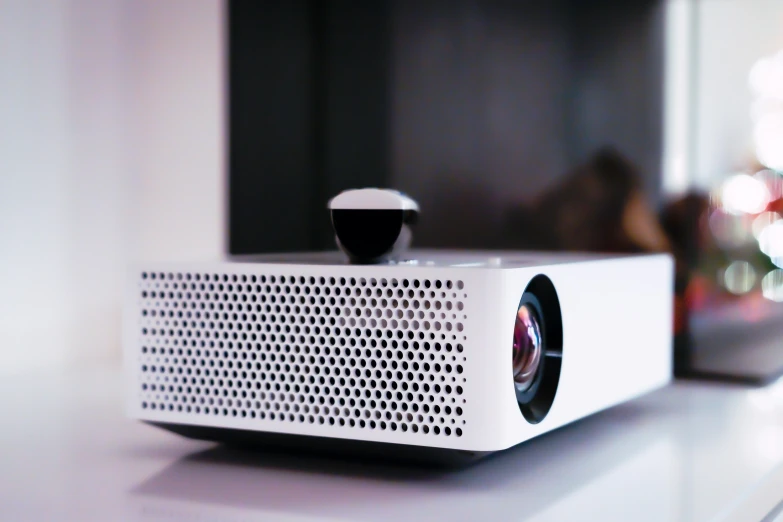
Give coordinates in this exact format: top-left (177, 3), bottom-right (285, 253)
top-left (0, 1), bottom-right (224, 372)
top-left (2, 0), bottom-right (783, 378)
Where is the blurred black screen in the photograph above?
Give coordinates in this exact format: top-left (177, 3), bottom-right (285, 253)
top-left (228, 0), bottom-right (664, 255)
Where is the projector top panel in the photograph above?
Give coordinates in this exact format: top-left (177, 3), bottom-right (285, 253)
top-left (226, 250), bottom-right (644, 269)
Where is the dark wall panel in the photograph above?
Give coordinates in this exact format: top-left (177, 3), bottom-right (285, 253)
top-left (390, 0), bottom-right (574, 248)
top-left (228, 0), bottom-right (665, 254)
top-left (565, 0), bottom-right (665, 202)
top-left (390, 0), bottom-right (664, 249)
top-left (317, 1), bottom-right (392, 248)
top-left (229, 0), bottom-right (391, 254)
top-left (228, 0), bottom-right (315, 254)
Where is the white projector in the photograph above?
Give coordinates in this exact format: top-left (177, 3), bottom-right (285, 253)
top-left (123, 189), bottom-right (673, 462)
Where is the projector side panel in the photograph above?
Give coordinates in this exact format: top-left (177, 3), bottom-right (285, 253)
top-left (496, 254), bottom-right (673, 447)
top-left (553, 255), bottom-right (673, 414)
top-left (123, 262), bottom-right (503, 452)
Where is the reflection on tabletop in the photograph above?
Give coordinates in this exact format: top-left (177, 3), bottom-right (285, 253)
top-left (131, 400), bottom-right (675, 521)
top-left (3, 365), bottom-right (783, 521)
top-left (128, 380), bottom-right (783, 522)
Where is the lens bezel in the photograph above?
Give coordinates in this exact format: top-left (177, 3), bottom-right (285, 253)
top-left (514, 275), bottom-right (563, 424)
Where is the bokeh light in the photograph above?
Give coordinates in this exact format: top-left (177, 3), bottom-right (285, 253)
top-left (758, 220), bottom-right (783, 258)
top-left (751, 97), bottom-right (783, 123)
top-left (755, 169), bottom-right (783, 201)
top-left (749, 50), bottom-right (783, 100)
top-left (762, 269), bottom-right (783, 302)
top-left (751, 211), bottom-right (781, 239)
top-left (721, 174), bottom-right (770, 215)
top-left (754, 113), bottom-right (783, 172)
top-left (722, 261), bottom-right (757, 294)
top-left (749, 49), bottom-right (783, 171)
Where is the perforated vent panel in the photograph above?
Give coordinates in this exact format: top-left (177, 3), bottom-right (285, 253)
top-left (134, 271), bottom-right (469, 437)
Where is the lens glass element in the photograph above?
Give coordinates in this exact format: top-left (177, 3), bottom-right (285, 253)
top-left (513, 304), bottom-right (542, 393)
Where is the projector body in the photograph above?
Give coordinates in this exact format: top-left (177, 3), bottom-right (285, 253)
top-left (124, 250), bottom-right (672, 460)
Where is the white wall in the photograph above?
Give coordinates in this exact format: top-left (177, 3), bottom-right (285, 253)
top-left (691, 0), bottom-right (783, 187)
top-left (0, 0), bottom-right (224, 373)
top-left (663, 0), bottom-right (783, 194)
top-left (662, 0), bottom-right (695, 195)
top-left (127, 0), bottom-right (226, 263)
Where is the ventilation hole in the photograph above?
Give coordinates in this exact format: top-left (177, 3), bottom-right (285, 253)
top-left (136, 272), bottom-right (467, 437)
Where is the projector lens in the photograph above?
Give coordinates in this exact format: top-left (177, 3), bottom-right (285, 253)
top-left (514, 275), bottom-right (562, 424)
top-left (512, 303), bottom-right (542, 393)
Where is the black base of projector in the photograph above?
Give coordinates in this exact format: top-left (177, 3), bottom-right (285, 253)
top-left (149, 421), bottom-right (490, 467)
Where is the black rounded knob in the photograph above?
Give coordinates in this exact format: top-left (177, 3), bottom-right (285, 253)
top-left (328, 188), bottom-right (419, 264)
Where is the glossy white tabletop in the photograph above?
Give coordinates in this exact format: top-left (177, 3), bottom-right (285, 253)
top-left (2, 363), bottom-right (783, 522)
